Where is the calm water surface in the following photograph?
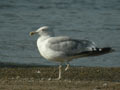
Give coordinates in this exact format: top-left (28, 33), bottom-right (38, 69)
top-left (0, 0), bottom-right (120, 67)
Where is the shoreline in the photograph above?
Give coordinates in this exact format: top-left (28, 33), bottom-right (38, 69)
top-left (0, 66), bottom-right (120, 81)
top-left (0, 66), bottom-right (120, 90)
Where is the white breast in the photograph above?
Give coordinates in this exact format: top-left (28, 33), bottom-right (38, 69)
top-left (37, 37), bottom-right (66, 62)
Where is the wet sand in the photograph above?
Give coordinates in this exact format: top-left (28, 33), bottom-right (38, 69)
top-left (0, 66), bottom-right (120, 90)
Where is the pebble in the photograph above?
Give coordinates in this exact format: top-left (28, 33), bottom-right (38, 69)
top-left (36, 70), bottom-right (41, 74)
top-left (48, 78), bottom-right (52, 81)
top-left (41, 78), bottom-right (45, 81)
top-left (102, 83), bottom-right (108, 87)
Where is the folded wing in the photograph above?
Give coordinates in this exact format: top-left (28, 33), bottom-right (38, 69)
top-left (47, 36), bottom-right (96, 57)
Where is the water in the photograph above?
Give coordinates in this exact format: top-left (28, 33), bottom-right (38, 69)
top-left (0, 0), bottom-right (120, 67)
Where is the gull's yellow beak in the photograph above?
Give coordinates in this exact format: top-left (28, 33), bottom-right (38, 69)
top-left (29, 31), bottom-right (36, 36)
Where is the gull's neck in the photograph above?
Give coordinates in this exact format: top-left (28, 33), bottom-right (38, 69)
top-left (37, 30), bottom-right (55, 42)
top-left (37, 35), bottom-right (51, 48)
top-left (38, 35), bottom-right (53, 42)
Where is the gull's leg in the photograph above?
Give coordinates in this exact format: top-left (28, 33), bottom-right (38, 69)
top-left (57, 64), bottom-right (62, 80)
top-left (65, 63), bottom-right (70, 71)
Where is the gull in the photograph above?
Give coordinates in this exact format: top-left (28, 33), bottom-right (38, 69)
top-left (30, 26), bottom-right (114, 80)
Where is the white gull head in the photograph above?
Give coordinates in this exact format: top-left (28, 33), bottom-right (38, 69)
top-left (30, 26), bottom-right (54, 37)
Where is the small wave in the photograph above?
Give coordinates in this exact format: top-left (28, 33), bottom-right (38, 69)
top-left (38, 5), bottom-right (52, 9)
top-left (0, 54), bottom-right (40, 58)
top-left (0, 40), bottom-right (35, 51)
top-left (0, 61), bottom-right (45, 68)
top-left (0, 4), bottom-right (15, 9)
top-left (2, 13), bottom-right (19, 18)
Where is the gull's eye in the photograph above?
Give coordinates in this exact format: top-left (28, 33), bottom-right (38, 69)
top-left (42, 28), bottom-right (47, 31)
top-left (39, 26), bottom-right (49, 32)
top-left (42, 29), bottom-right (45, 31)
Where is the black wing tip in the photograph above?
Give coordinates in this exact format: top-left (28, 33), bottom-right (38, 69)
top-left (90, 47), bottom-right (115, 56)
top-left (67, 47), bottom-right (115, 58)
top-left (80, 47), bottom-right (115, 57)
top-left (101, 47), bottom-right (115, 53)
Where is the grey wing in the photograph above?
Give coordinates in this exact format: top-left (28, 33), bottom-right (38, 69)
top-left (47, 36), bottom-right (96, 56)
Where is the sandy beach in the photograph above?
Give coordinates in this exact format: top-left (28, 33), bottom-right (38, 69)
top-left (0, 66), bottom-right (120, 90)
